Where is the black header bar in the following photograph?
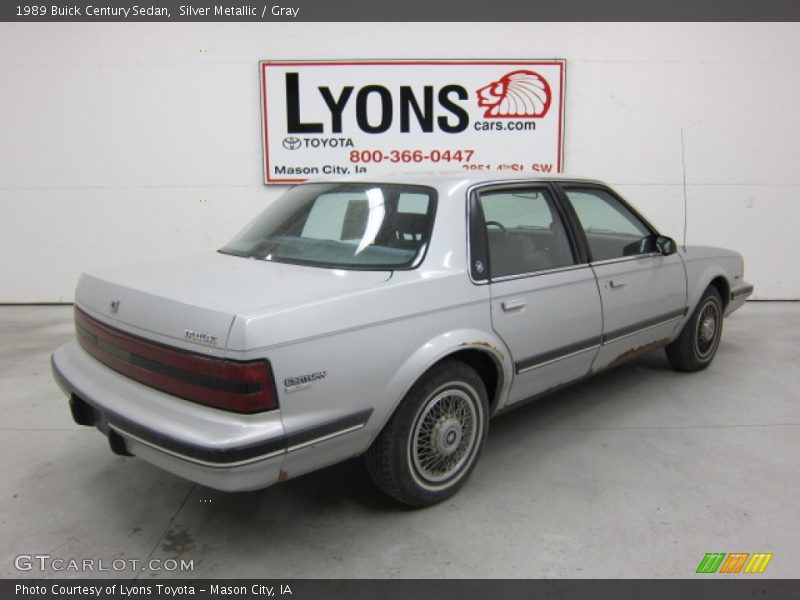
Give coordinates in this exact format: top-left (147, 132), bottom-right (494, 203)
top-left (2, 0), bottom-right (800, 22)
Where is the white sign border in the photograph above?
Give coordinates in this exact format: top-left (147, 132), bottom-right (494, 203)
top-left (259, 59), bottom-right (567, 184)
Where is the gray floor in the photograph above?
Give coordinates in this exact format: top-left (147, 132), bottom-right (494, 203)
top-left (1, 303), bottom-right (798, 579)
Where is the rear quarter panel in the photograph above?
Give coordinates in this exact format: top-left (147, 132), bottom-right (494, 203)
top-left (221, 180), bottom-right (510, 481)
top-left (226, 272), bottom-right (507, 481)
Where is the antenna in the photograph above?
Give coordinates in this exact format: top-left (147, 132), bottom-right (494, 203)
top-left (680, 128), bottom-right (688, 250)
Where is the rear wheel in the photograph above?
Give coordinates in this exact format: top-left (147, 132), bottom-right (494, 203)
top-left (365, 361), bottom-right (489, 507)
top-left (666, 286), bottom-right (724, 372)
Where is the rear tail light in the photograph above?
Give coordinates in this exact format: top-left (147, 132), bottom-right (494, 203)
top-left (75, 308), bottom-right (277, 413)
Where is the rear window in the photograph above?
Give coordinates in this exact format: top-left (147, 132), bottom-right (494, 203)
top-left (221, 183), bottom-right (437, 269)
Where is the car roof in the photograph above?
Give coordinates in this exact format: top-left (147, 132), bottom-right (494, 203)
top-left (301, 171), bottom-right (609, 189)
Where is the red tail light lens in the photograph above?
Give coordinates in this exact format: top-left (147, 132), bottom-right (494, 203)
top-left (75, 308), bottom-right (277, 413)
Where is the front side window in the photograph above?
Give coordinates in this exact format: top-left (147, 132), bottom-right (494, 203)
top-left (564, 189), bottom-right (652, 261)
top-left (221, 183), bottom-right (436, 269)
top-left (478, 187), bottom-right (575, 278)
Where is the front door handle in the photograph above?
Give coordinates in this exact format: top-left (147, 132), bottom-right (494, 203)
top-left (502, 298), bottom-right (526, 312)
top-left (608, 279), bottom-right (627, 289)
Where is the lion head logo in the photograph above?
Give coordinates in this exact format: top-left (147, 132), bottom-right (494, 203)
top-left (476, 70), bottom-right (552, 118)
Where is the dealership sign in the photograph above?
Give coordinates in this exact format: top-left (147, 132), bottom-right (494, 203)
top-left (260, 60), bottom-right (566, 184)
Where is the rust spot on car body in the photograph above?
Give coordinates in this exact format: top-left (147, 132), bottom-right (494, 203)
top-left (460, 340), bottom-right (504, 362)
top-left (605, 338), bottom-right (670, 370)
top-left (496, 338), bottom-right (672, 416)
top-left (278, 469), bottom-right (289, 482)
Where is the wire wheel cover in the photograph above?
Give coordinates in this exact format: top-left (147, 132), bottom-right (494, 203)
top-left (411, 388), bottom-right (478, 484)
top-left (695, 299), bottom-right (720, 358)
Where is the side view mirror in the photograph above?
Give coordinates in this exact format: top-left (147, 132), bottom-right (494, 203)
top-left (622, 234), bottom-right (678, 256)
top-left (655, 235), bottom-right (677, 256)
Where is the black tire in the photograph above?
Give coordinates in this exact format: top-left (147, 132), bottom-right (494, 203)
top-left (666, 286), bottom-right (724, 372)
top-left (365, 361), bottom-right (489, 507)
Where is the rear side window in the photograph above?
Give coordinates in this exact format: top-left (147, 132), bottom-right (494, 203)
top-left (477, 187), bottom-right (575, 279)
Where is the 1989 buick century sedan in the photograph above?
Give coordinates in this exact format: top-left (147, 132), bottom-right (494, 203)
top-left (52, 174), bottom-right (753, 506)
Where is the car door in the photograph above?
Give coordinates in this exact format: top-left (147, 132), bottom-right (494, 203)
top-left (469, 183), bottom-right (603, 408)
top-left (558, 184), bottom-right (688, 371)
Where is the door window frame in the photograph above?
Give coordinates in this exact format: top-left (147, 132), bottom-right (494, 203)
top-left (467, 181), bottom-right (589, 284)
top-left (553, 182), bottom-right (663, 265)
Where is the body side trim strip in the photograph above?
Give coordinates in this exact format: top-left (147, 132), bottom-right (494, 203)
top-left (515, 337), bottom-right (602, 374)
top-left (602, 307), bottom-right (688, 344)
top-left (512, 306), bottom-right (689, 374)
top-left (286, 423), bottom-right (368, 453)
top-left (284, 409), bottom-right (374, 451)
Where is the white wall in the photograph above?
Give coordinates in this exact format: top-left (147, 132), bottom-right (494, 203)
top-left (0, 22), bottom-right (798, 301)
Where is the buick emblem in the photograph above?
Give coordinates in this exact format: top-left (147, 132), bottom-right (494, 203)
top-left (282, 136), bottom-right (302, 150)
top-left (184, 329), bottom-right (218, 346)
top-left (110, 300), bottom-right (120, 314)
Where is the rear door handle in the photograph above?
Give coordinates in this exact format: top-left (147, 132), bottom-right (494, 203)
top-left (502, 298), bottom-right (526, 312)
top-left (608, 279), bottom-right (627, 289)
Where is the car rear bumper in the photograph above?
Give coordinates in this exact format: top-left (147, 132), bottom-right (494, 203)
top-left (52, 341), bottom-right (287, 491)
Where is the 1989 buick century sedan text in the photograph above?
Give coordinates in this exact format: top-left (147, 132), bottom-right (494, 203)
top-left (52, 174), bottom-right (753, 506)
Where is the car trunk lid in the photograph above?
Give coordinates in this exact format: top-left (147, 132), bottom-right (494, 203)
top-left (75, 252), bottom-right (392, 351)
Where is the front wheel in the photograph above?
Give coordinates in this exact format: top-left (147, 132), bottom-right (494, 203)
top-left (365, 361), bottom-right (489, 507)
top-left (666, 286), bottom-right (724, 372)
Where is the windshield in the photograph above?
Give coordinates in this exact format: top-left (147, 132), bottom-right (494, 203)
top-left (221, 183), bottom-right (437, 269)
